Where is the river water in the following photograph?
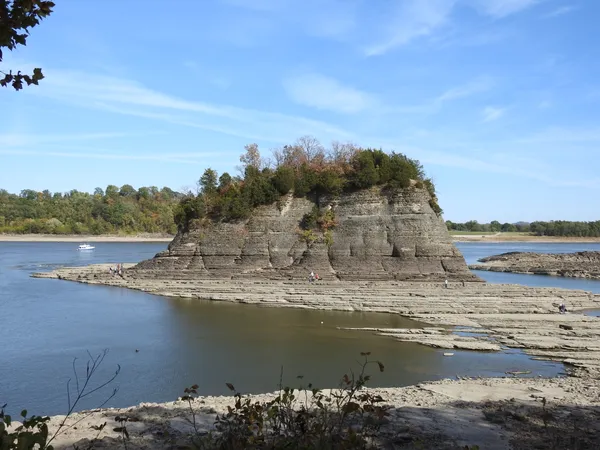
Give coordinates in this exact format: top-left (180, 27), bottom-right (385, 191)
top-left (1, 241), bottom-right (599, 416)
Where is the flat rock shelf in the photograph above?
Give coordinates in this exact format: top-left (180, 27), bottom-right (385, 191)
top-left (470, 251), bottom-right (600, 279)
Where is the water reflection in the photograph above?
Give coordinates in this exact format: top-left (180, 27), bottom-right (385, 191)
top-left (0, 242), bottom-right (568, 416)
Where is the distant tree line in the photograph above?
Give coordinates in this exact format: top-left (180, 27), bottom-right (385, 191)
top-left (1, 137), bottom-right (439, 235)
top-left (446, 220), bottom-right (600, 237)
top-left (174, 136), bottom-right (439, 230)
top-left (446, 220), bottom-right (531, 233)
top-left (0, 185), bottom-right (182, 235)
top-left (529, 221), bottom-right (600, 237)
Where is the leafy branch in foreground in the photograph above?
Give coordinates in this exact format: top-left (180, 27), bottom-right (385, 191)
top-left (183, 352), bottom-right (388, 449)
top-left (0, 349), bottom-right (120, 450)
top-left (0, 0), bottom-right (55, 90)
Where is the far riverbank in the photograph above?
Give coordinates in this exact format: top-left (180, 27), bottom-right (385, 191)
top-left (0, 233), bottom-right (175, 242)
top-left (452, 232), bottom-right (600, 243)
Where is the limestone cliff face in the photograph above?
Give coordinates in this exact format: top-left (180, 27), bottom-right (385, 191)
top-left (134, 187), bottom-right (479, 282)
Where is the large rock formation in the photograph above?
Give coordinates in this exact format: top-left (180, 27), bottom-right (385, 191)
top-left (134, 187), bottom-right (479, 282)
top-left (470, 251), bottom-right (600, 279)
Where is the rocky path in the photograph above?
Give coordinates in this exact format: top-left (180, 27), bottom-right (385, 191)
top-left (470, 250), bottom-right (600, 279)
top-left (33, 264), bottom-right (600, 376)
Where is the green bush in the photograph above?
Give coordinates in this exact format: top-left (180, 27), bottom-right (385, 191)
top-left (174, 196), bottom-right (206, 229)
top-left (0, 407), bottom-right (53, 450)
top-left (183, 353), bottom-right (388, 450)
top-left (316, 168), bottom-right (345, 195)
top-left (272, 166), bottom-right (295, 195)
top-left (350, 151), bottom-right (379, 189)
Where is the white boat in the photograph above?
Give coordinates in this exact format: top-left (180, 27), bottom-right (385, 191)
top-left (77, 243), bottom-right (95, 251)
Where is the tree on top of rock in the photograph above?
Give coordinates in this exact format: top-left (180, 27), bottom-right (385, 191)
top-left (239, 143), bottom-right (262, 172)
top-left (198, 168), bottom-right (218, 195)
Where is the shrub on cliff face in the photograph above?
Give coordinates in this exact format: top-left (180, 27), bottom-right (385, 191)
top-left (174, 197), bottom-right (206, 230)
top-left (316, 168), bottom-right (345, 196)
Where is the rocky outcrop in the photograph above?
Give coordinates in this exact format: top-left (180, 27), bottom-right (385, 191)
top-left (134, 187), bottom-right (479, 282)
top-left (470, 251), bottom-right (600, 279)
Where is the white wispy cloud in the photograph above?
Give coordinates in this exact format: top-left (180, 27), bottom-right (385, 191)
top-left (219, 0), bottom-right (283, 12)
top-left (542, 5), bottom-right (576, 18)
top-left (282, 73), bottom-right (377, 114)
top-left (436, 77), bottom-right (493, 103)
top-left (0, 132), bottom-right (134, 147)
top-left (468, 0), bottom-right (542, 18)
top-left (482, 106), bottom-right (506, 122)
top-left (515, 127), bottom-right (600, 143)
top-left (364, 0), bottom-right (456, 56)
top-left (0, 149), bottom-right (210, 164)
top-left (379, 140), bottom-right (600, 188)
top-left (381, 77), bottom-right (494, 115)
top-left (24, 67), bottom-right (354, 144)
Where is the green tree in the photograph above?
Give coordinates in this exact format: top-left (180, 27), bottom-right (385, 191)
top-left (218, 172), bottom-right (233, 191)
top-left (199, 168), bottom-right (218, 195)
top-left (293, 164), bottom-right (318, 197)
top-left (239, 143), bottom-right (262, 170)
top-left (350, 151), bottom-right (379, 189)
top-left (19, 189), bottom-right (37, 200)
top-left (105, 185), bottom-right (119, 198)
top-left (501, 222), bottom-right (516, 232)
top-left (137, 186), bottom-right (151, 199)
top-left (317, 168), bottom-right (344, 195)
top-left (272, 166), bottom-right (295, 195)
top-left (465, 220), bottom-right (482, 232)
top-left (0, 0), bottom-right (53, 90)
top-left (119, 184), bottom-right (136, 197)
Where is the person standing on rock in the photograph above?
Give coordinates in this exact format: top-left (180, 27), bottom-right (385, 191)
top-left (444, 279), bottom-right (448, 289)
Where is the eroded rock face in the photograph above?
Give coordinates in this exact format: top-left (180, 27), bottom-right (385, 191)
top-left (470, 251), bottom-right (600, 279)
top-left (135, 187), bottom-right (479, 281)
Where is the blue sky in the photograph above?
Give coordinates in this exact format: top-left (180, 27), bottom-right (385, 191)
top-left (1, 0), bottom-right (599, 223)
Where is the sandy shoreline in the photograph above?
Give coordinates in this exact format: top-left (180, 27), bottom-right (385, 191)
top-left (37, 375), bottom-right (599, 449)
top-left (0, 233), bottom-right (174, 242)
top-left (2, 233), bottom-right (598, 244)
top-left (452, 234), bottom-right (600, 243)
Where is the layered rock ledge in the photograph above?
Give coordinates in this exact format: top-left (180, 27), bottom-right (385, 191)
top-left (137, 188), bottom-right (480, 282)
top-left (33, 265), bottom-right (600, 376)
top-left (469, 251), bottom-right (600, 279)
